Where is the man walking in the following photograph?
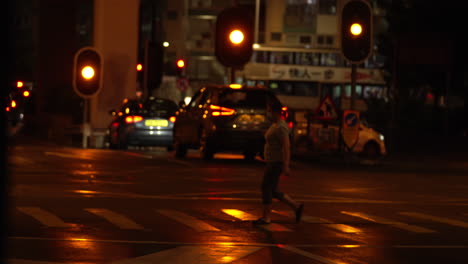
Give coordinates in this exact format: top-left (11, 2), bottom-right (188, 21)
top-left (253, 102), bottom-right (304, 225)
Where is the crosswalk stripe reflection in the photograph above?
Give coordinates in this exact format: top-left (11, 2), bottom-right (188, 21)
top-left (341, 211), bottom-right (436, 233)
top-left (222, 209), bottom-right (292, 232)
top-left (272, 210), bottom-right (362, 233)
top-left (399, 212), bottom-right (468, 228)
top-left (17, 207), bottom-right (71, 228)
top-left (85, 208), bottom-right (144, 230)
top-left (156, 209), bottom-right (220, 232)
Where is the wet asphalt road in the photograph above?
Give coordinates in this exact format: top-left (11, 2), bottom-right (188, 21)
top-left (4, 140), bottom-right (468, 264)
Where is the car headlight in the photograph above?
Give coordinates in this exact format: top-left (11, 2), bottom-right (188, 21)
top-left (379, 134), bottom-right (385, 141)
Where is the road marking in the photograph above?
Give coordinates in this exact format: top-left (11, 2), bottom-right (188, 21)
top-left (122, 152), bottom-right (153, 159)
top-left (8, 259), bottom-right (66, 264)
top-left (111, 245), bottom-right (261, 264)
top-left (273, 210), bottom-right (361, 233)
top-left (85, 208), bottom-right (144, 230)
top-left (399, 212), bottom-right (468, 228)
top-left (278, 245), bottom-right (343, 264)
top-left (17, 207), bottom-right (71, 228)
top-left (221, 209), bottom-right (292, 232)
top-left (8, 236), bottom-right (468, 249)
top-left (166, 158), bottom-right (194, 167)
top-left (156, 209), bottom-right (220, 232)
top-left (341, 211), bottom-right (436, 233)
top-left (44, 151), bottom-right (81, 159)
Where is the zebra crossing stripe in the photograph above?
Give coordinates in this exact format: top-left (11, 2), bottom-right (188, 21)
top-left (17, 207), bottom-right (71, 228)
top-left (272, 210), bottom-right (361, 233)
top-left (341, 211), bottom-right (436, 233)
top-left (156, 209), bottom-right (220, 232)
top-left (110, 245), bottom-right (261, 264)
top-left (85, 208), bottom-right (144, 230)
top-left (221, 209), bottom-right (292, 232)
top-left (278, 245), bottom-right (343, 264)
top-left (399, 212), bottom-right (468, 228)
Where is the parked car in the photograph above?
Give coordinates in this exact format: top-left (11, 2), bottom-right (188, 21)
top-left (173, 84), bottom-right (292, 160)
top-left (292, 111), bottom-right (386, 159)
top-left (106, 97), bottom-right (178, 150)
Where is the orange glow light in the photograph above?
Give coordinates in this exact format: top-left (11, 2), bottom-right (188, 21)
top-left (11, 100), bottom-right (17, 108)
top-left (81, 66), bottom-right (95, 80)
top-left (169, 116), bottom-right (176, 123)
top-left (350, 23), bottom-right (363, 36)
top-left (23, 91), bottom-right (30, 97)
top-left (177, 59), bottom-right (185, 68)
top-left (17, 81), bottom-right (24, 88)
top-left (136, 63), bottom-right (143, 71)
top-left (229, 30), bottom-right (244, 45)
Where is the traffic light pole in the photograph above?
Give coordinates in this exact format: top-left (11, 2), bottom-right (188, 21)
top-left (82, 99), bottom-right (89, 149)
top-left (229, 67), bottom-right (235, 84)
top-left (350, 64), bottom-right (357, 110)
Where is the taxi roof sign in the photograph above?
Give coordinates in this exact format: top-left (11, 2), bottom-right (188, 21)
top-left (315, 95), bottom-right (338, 120)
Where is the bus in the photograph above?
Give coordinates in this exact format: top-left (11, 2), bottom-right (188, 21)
top-left (236, 46), bottom-right (389, 157)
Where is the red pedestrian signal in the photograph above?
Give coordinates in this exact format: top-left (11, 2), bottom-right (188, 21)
top-left (340, 0), bottom-right (373, 63)
top-left (16, 81), bottom-right (24, 88)
top-left (73, 47), bottom-right (103, 98)
top-left (215, 6), bottom-right (254, 68)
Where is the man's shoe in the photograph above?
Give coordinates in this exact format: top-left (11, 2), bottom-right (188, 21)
top-left (252, 217), bottom-right (271, 225)
top-left (295, 203), bottom-right (304, 223)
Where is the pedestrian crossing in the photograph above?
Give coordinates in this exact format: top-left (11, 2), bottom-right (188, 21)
top-left (12, 206), bottom-right (468, 235)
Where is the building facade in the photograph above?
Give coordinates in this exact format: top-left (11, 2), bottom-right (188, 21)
top-left (157, 0), bottom-right (388, 112)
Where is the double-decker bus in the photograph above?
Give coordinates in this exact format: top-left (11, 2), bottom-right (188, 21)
top-left (238, 46), bottom-right (388, 113)
top-left (236, 46), bottom-right (389, 157)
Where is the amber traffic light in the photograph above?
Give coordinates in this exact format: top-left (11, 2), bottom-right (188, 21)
top-left (215, 6), bottom-right (254, 68)
top-left (73, 47), bottom-right (103, 98)
top-left (341, 0), bottom-right (373, 63)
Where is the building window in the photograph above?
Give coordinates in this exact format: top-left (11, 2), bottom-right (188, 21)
top-left (326, 36), bottom-right (334, 45)
top-left (317, 35), bottom-right (324, 45)
top-left (318, 0), bottom-right (337, 15)
top-left (299, 35), bottom-right (311, 44)
top-left (271, 32), bottom-right (282, 41)
top-left (320, 53), bottom-right (338, 66)
top-left (284, 0), bottom-right (318, 33)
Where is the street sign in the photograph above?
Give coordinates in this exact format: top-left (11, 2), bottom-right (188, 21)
top-left (315, 95), bottom-right (338, 120)
top-left (342, 110), bottom-right (360, 150)
top-left (176, 77), bottom-right (189, 92)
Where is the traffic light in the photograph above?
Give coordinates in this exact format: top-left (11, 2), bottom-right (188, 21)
top-left (73, 47), bottom-right (103, 98)
top-left (340, 0), bottom-right (373, 63)
top-left (176, 59), bottom-right (185, 76)
top-left (215, 6), bottom-right (254, 68)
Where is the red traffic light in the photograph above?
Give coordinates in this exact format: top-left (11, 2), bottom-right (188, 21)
top-left (176, 59), bottom-right (185, 68)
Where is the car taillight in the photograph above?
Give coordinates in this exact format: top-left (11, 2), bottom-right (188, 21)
top-left (281, 106), bottom-right (289, 120)
top-left (169, 116), bottom-right (176, 123)
top-left (210, 105), bottom-right (235, 116)
top-left (125, 115), bottom-right (143, 123)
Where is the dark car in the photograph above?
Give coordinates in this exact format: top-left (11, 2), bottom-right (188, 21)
top-left (106, 96), bottom-right (178, 150)
top-left (173, 84), bottom-right (291, 160)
